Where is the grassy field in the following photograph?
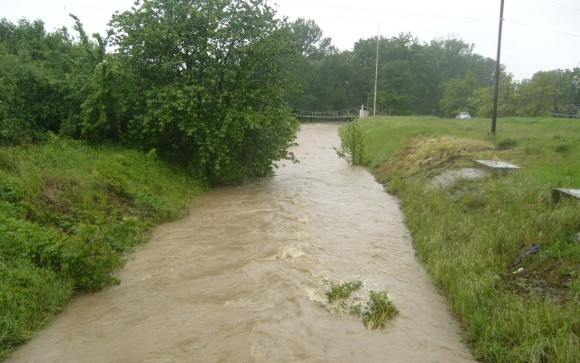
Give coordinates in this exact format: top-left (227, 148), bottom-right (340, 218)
top-left (0, 136), bottom-right (205, 360)
top-left (354, 116), bottom-right (579, 363)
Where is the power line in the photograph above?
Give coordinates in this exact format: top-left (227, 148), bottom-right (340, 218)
top-left (529, 0), bottom-right (580, 13)
top-left (505, 19), bottom-right (580, 38)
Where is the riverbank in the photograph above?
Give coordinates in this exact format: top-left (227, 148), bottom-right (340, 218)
top-left (0, 137), bottom-right (205, 360)
top-left (353, 116), bottom-right (579, 363)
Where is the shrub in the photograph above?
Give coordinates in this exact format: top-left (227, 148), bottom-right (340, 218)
top-left (336, 120), bottom-right (366, 165)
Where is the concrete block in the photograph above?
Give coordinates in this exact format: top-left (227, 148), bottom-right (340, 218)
top-left (474, 160), bottom-right (520, 174)
top-left (552, 188), bottom-right (580, 202)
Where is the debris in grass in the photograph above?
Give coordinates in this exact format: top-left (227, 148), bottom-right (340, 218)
top-left (500, 259), bottom-right (577, 305)
top-left (509, 244), bottom-right (540, 268)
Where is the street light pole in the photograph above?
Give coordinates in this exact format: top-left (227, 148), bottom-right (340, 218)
top-left (491, 0), bottom-right (505, 135)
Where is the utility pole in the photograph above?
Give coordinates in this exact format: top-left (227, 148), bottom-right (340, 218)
top-left (491, 0), bottom-right (505, 135)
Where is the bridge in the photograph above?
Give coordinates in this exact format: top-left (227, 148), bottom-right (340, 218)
top-left (551, 104), bottom-right (580, 118)
top-left (293, 109), bottom-right (357, 122)
top-left (293, 106), bottom-right (387, 122)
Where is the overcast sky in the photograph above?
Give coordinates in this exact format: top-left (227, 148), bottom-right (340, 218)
top-left (2, 0), bottom-right (579, 80)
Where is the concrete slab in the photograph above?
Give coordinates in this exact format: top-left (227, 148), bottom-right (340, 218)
top-left (428, 167), bottom-right (488, 189)
top-left (552, 188), bottom-right (580, 202)
top-left (474, 160), bottom-right (520, 174)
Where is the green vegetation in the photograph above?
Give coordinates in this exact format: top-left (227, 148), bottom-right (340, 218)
top-left (0, 137), bottom-right (204, 359)
top-left (289, 25), bottom-right (579, 118)
top-left (1, 0), bottom-right (299, 185)
top-left (1, 2), bottom-right (302, 356)
top-left (324, 280), bottom-right (365, 318)
top-left (326, 280), bottom-right (363, 302)
top-left (362, 290), bottom-right (399, 330)
top-left (335, 119), bottom-right (366, 165)
top-left (325, 281), bottom-right (398, 330)
top-left (103, 0), bottom-right (300, 184)
top-left (352, 116), bottom-right (580, 362)
top-left (2, 0), bottom-right (578, 360)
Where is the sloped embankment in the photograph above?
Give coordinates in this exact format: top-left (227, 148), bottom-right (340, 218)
top-left (372, 134), bottom-right (579, 363)
top-left (0, 138), bottom-right (205, 360)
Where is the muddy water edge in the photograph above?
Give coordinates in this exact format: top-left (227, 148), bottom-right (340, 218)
top-left (6, 123), bottom-right (476, 363)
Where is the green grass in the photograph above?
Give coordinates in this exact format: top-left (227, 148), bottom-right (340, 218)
top-left (352, 116), bottom-right (580, 362)
top-left (325, 281), bottom-right (398, 330)
top-left (362, 290), bottom-right (399, 330)
top-left (326, 280), bottom-right (363, 302)
top-left (0, 136), bottom-right (205, 360)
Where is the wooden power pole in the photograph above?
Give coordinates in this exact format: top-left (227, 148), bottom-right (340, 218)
top-left (491, 0), bottom-right (505, 135)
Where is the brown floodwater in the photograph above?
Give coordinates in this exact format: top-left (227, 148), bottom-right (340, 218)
top-left (6, 123), bottom-right (476, 363)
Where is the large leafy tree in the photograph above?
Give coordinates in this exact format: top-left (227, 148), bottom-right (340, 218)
top-left (439, 73), bottom-right (479, 117)
top-left (290, 18), bottom-right (333, 60)
top-left (94, 0), bottom-right (300, 184)
top-left (513, 71), bottom-right (560, 117)
top-left (467, 73), bottom-right (516, 117)
top-left (288, 18), bottom-right (343, 111)
top-left (550, 68), bottom-right (580, 115)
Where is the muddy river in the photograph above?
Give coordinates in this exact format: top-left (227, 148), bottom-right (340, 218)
top-left (6, 123), bottom-right (475, 363)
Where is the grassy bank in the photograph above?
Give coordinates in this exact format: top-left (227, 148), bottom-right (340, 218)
top-left (353, 116), bottom-right (579, 362)
top-left (0, 136), bottom-right (205, 360)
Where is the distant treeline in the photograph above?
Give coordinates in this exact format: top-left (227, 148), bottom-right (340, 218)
top-left (289, 19), bottom-right (580, 118)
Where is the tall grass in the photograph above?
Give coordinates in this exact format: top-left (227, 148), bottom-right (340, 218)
top-left (353, 116), bottom-right (579, 363)
top-left (0, 136), bottom-right (205, 360)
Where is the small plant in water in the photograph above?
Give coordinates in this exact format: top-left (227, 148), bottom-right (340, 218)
top-left (326, 280), bottom-right (363, 302)
top-left (362, 290), bottom-right (399, 330)
top-left (335, 120), bottom-right (365, 165)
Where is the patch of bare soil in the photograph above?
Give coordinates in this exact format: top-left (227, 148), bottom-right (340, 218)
top-left (501, 259), bottom-right (576, 305)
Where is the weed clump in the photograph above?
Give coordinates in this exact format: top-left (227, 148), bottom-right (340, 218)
top-left (362, 290), bottom-right (399, 330)
top-left (325, 281), bottom-right (398, 329)
top-left (326, 280), bottom-right (363, 302)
